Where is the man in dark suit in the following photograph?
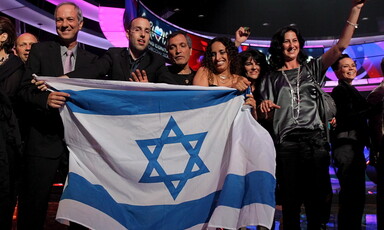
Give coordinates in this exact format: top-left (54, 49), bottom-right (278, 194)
top-left (330, 54), bottom-right (370, 230)
top-left (66, 16), bottom-right (165, 82)
top-left (17, 2), bottom-right (97, 229)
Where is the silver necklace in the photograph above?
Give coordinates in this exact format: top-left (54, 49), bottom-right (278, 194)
top-left (282, 66), bottom-right (301, 123)
top-left (218, 75), bottom-right (231, 84)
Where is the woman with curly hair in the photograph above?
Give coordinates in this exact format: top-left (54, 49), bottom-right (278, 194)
top-left (193, 37), bottom-right (244, 87)
top-left (258, 0), bottom-right (366, 229)
top-left (239, 49), bottom-right (269, 93)
top-left (193, 37), bottom-right (255, 114)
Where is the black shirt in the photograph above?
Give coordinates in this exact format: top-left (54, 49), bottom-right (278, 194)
top-left (157, 65), bottom-right (195, 85)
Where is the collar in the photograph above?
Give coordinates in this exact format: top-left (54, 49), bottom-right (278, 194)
top-left (127, 48), bottom-right (147, 62)
top-left (61, 44), bottom-right (78, 58)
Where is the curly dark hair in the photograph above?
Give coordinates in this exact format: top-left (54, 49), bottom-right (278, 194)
top-left (268, 26), bottom-right (308, 70)
top-left (239, 49), bottom-right (269, 78)
top-left (0, 16), bottom-right (16, 54)
top-left (202, 37), bottom-right (240, 75)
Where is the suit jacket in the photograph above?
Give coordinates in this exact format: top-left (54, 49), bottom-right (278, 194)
top-left (20, 40), bottom-right (98, 158)
top-left (0, 54), bottom-right (24, 151)
top-left (0, 53), bottom-right (24, 102)
top-left (331, 79), bottom-right (370, 146)
top-left (67, 47), bottom-right (165, 82)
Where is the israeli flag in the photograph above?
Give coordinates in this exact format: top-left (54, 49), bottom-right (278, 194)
top-left (40, 77), bottom-right (276, 230)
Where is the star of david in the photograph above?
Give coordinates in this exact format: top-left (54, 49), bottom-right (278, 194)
top-left (136, 116), bottom-right (209, 200)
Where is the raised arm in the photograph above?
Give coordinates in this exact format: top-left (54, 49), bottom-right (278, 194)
top-left (234, 27), bottom-right (251, 47)
top-left (321, 0), bottom-right (365, 69)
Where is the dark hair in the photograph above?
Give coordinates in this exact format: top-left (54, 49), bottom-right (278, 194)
top-left (123, 16), bottom-right (150, 32)
top-left (202, 37), bottom-right (240, 75)
top-left (0, 16), bottom-right (16, 54)
top-left (239, 49), bottom-right (269, 78)
top-left (54, 2), bottom-right (83, 23)
top-left (166, 31), bottom-right (192, 50)
top-left (268, 26), bottom-right (307, 70)
top-left (331, 54), bottom-right (351, 72)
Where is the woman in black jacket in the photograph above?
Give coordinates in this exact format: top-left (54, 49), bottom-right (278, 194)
top-left (0, 15), bottom-right (25, 230)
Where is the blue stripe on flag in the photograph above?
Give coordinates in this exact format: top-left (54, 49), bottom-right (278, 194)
top-left (61, 171), bottom-right (275, 229)
top-left (62, 89), bottom-right (240, 115)
top-left (217, 171), bottom-right (276, 208)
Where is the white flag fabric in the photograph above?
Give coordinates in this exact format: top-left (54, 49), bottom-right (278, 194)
top-left (40, 77), bottom-right (276, 230)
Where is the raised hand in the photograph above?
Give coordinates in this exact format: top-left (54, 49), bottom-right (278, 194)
top-left (234, 27), bottom-right (251, 47)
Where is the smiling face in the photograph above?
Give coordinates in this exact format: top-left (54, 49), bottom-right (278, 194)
top-left (167, 34), bottom-right (192, 66)
top-left (282, 30), bottom-right (300, 62)
top-left (335, 57), bottom-right (357, 84)
top-left (127, 17), bottom-right (151, 57)
top-left (210, 41), bottom-right (229, 73)
top-left (244, 57), bottom-right (261, 80)
top-left (55, 4), bottom-right (83, 46)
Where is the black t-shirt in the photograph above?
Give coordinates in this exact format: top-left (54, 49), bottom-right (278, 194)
top-left (157, 65), bottom-right (195, 85)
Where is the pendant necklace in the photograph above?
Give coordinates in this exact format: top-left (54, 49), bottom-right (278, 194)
top-left (282, 66), bottom-right (301, 123)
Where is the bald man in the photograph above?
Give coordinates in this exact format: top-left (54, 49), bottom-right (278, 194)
top-left (14, 33), bottom-right (38, 63)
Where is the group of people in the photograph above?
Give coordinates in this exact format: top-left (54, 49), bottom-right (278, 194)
top-left (0, 0), bottom-right (383, 229)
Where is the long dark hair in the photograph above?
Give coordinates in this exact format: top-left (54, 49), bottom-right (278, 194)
top-left (202, 37), bottom-right (240, 75)
top-left (268, 26), bottom-right (307, 70)
top-left (0, 16), bottom-right (16, 54)
top-left (239, 49), bottom-right (269, 78)
top-left (239, 49), bottom-right (269, 94)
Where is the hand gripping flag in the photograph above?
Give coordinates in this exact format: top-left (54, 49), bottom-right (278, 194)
top-left (41, 77), bottom-right (276, 230)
